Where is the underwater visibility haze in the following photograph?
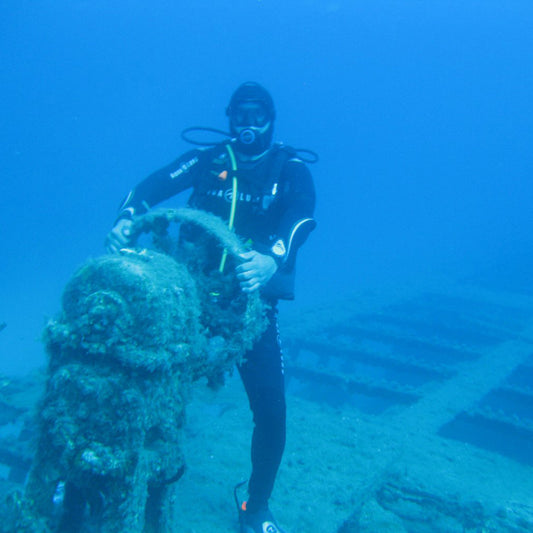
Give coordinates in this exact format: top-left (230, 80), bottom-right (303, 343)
top-left (1, 0), bottom-right (532, 373)
top-left (1, 1), bottom-right (533, 531)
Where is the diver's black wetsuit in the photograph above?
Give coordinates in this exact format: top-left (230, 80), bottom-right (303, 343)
top-left (115, 141), bottom-right (315, 512)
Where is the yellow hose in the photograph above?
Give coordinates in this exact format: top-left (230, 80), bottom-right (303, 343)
top-left (219, 144), bottom-right (238, 272)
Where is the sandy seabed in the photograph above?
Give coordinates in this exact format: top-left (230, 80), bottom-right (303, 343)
top-left (173, 369), bottom-right (533, 533)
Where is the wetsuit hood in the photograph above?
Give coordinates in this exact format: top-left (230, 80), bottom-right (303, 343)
top-left (226, 82), bottom-right (275, 156)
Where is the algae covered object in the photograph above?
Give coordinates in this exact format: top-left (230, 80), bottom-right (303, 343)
top-left (8, 208), bottom-right (266, 532)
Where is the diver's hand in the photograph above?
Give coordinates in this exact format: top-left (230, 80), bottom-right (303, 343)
top-left (236, 251), bottom-right (278, 293)
top-left (106, 218), bottom-right (133, 254)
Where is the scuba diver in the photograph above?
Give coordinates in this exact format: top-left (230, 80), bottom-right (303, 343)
top-left (106, 81), bottom-right (316, 533)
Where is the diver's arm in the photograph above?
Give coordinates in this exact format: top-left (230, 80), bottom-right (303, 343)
top-left (106, 149), bottom-right (204, 253)
top-left (233, 158), bottom-right (317, 293)
top-left (114, 149), bottom-right (203, 223)
top-left (269, 159), bottom-right (316, 269)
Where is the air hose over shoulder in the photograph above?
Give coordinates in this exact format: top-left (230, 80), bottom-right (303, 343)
top-left (218, 143), bottom-right (238, 273)
top-left (180, 126), bottom-right (319, 163)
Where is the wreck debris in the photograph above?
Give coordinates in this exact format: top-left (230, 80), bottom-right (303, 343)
top-left (281, 284), bottom-right (533, 531)
top-left (4, 208), bottom-right (266, 532)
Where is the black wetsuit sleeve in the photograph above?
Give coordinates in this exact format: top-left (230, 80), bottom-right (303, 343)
top-left (274, 159), bottom-right (316, 269)
top-left (260, 157), bottom-right (315, 301)
top-left (114, 149), bottom-right (204, 222)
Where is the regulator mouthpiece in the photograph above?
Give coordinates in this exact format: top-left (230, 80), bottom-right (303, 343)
top-left (239, 129), bottom-right (256, 145)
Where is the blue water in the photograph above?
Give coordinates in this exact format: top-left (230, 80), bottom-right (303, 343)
top-left (1, 0), bottom-right (532, 377)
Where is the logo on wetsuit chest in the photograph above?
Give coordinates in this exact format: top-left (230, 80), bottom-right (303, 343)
top-left (206, 188), bottom-right (257, 204)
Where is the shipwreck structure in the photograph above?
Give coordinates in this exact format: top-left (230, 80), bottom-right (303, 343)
top-left (1, 208), bottom-right (265, 532)
top-left (278, 282), bottom-right (533, 532)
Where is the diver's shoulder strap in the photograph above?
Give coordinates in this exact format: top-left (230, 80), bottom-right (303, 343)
top-left (271, 142), bottom-right (298, 161)
top-left (269, 142), bottom-right (298, 181)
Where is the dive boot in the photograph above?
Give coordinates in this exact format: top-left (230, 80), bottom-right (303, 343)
top-left (234, 481), bottom-right (287, 533)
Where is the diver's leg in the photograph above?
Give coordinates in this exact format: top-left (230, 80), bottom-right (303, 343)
top-left (237, 306), bottom-right (286, 513)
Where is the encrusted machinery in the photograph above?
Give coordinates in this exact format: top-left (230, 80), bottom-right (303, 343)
top-left (2, 208), bottom-right (266, 533)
